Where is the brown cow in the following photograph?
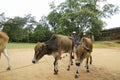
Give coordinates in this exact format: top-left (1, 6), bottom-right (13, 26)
top-left (75, 37), bottom-right (93, 78)
top-left (0, 31), bottom-right (11, 70)
top-left (32, 34), bottom-right (74, 74)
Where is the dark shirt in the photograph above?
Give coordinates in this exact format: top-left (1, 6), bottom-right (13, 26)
top-left (72, 35), bottom-right (79, 46)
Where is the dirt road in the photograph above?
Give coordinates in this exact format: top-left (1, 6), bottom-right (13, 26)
top-left (0, 48), bottom-right (120, 80)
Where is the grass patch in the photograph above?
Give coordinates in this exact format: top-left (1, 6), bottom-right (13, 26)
top-left (7, 41), bottom-right (120, 49)
top-left (7, 43), bottom-right (36, 49)
top-left (93, 41), bottom-right (120, 48)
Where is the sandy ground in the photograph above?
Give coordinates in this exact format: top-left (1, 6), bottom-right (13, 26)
top-left (0, 48), bottom-right (120, 80)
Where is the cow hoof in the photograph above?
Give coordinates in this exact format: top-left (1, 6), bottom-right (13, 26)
top-left (54, 73), bottom-right (58, 75)
top-left (7, 67), bottom-right (11, 70)
top-left (54, 71), bottom-right (58, 75)
top-left (86, 70), bottom-right (90, 72)
top-left (71, 56), bottom-right (74, 59)
top-left (54, 69), bottom-right (58, 75)
top-left (67, 65), bottom-right (70, 71)
top-left (75, 75), bottom-right (79, 78)
top-left (67, 68), bottom-right (70, 71)
top-left (90, 62), bottom-right (92, 65)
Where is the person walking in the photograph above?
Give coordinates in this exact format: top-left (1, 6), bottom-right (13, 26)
top-left (71, 31), bottom-right (79, 58)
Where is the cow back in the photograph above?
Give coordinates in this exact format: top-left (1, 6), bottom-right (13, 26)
top-left (80, 37), bottom-right (93, 52)
top-left (45, 34), bottom-right (74, 54)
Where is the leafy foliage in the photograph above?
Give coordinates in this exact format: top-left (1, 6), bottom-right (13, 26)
top-left (47, 0), bottom-right (119, 37)
top-left (0, 0), bottom-right (119, 42)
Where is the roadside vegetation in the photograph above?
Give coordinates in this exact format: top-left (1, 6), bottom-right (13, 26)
top-left (7, 43), bottom-right (36, 49)
top-left (93, 40), bottom-right (120, 48)
top-left (0, 0), bottom-right (119, 43)
top-left (7, 40), bottom-right (120, 49)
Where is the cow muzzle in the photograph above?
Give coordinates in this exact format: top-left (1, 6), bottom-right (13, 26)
top-left (32, 60), bottom-right (36, 64)
top-left (32, 58), bottom-right (37, 64)
top-left (75, 61), bottom-right (81, 66)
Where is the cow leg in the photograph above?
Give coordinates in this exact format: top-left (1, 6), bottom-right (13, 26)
top-left (90, 55), bottom-right (92, 64)
top-left (0, 53), bottom-right (1, 58)
top-left (3, 47), bottom-right (11, 70)
top-left (86, 58), bottom-right (90, 72)
top-left (53, 57), bottom-right (59, 75)
top-left (67, 51), bottom-right (73, 71)
top-left (75, 61), bottom-right (81, 78)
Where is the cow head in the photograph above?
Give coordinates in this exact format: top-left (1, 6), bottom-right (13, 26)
top-left (75, 45), bottom-right (86, 61)
top-left (32, 42), bottom-right (47, 64)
